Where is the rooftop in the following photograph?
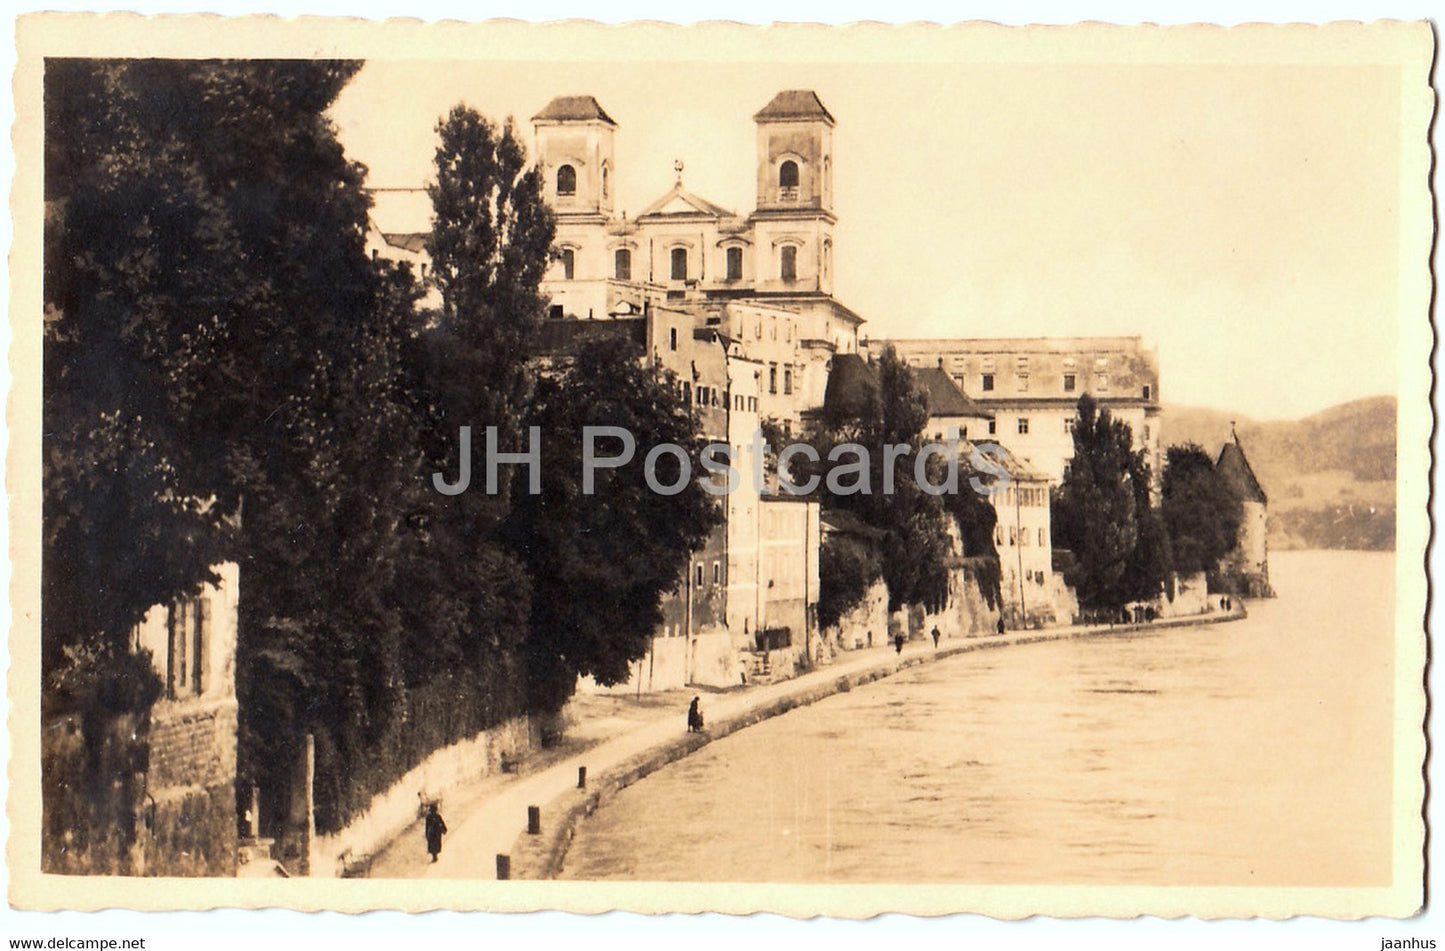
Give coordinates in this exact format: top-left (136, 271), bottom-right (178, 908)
top-left (960, 439), bottom-right (1051, 484)
top-left (380, 232), bottom-right (427, 254)
top-left (533, 316), bottom-right (646, 359)
top-left (1215, 439), bottom-right (1268, 504)
top-left (636, 182), bottom-right (737, 220)
top-left (753, 89), bottom-right (835, 125)
top-left (532, 95), bottom-right (617, 126)
top-left (914, 366), bottom-right (993, 420)
top-left (881, 335), bottom-right (1150, 354)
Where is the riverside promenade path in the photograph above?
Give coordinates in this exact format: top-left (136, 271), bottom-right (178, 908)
top-left (368, 606), bottom-right (1243, 880)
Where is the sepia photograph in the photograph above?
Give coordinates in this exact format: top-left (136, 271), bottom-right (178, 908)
top-left (6, 10), bottom-right (1432, 929)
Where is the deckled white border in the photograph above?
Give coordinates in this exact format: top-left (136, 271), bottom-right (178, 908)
top-left (3, 2), bottom-right (1437, 944)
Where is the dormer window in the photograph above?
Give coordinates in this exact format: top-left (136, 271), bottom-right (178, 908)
top-left (780, 245), bottom-right (798, 281)
top-left (779, 160), bottom-right (799, 201)
top-left (557, 164), bottom-right (576, 197)
top-left (671, 247), bottom-right (688, 281)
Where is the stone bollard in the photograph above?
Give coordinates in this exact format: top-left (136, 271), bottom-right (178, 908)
top-left (496, 854), bottom-right (511, 880)
top-left (527, 805), bottom-right (541, 835)
top-left (577, 766), bottom-right (587, 789)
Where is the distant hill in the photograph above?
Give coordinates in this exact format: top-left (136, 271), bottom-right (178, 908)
top-left (1160, 396), bottom-right (1395, 551)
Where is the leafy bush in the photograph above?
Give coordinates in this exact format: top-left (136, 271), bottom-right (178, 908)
top-left (44, 642), bottom-right (162, 719)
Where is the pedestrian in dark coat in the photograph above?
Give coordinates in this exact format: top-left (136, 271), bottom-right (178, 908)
top-left (424, 802), bottom-right (447, 863)
top-left (687, 696), bottom-right (704, 733)
top-left (931, 625), bottom-right (941, 649)
top-left (894, 632), bottom-right (905, 654)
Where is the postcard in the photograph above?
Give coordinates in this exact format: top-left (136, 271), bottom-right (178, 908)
top-left (9, 14), bottom-right (1431, 919)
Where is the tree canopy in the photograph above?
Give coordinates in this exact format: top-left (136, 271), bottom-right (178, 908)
top-left (504, 339), bottom-right (722, 712)
top-left (809, 347), bottom-right (963, 615)
top-left (42, 61), bottom-right (540, 833)
top-left (1162, 443), bottom-right (1243, 576)
top-left (1051, 394), bottom-right (1169, 612)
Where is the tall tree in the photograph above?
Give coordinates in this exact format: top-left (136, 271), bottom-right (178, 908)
top-left (1051, 394), bottom-right (1140, 613)
top-left (810, 347), bottom-right (953, 614)
top-left (398, 103), bottom-right (557, 728)
top-left (43, 59), bottom-right (476, 832)
top-left (420, 105), bottom-right (554, 495)
top-left (43, 58), bottom-right (379, 677)
top-left (816, 532), bottom-right (883, 632)
top-left (1121, 451), bottom-right (1172, 604)
top-left (504, 339), bottom-right (722, 713)
top-left (1162, 443), bottom-right (1243, 576)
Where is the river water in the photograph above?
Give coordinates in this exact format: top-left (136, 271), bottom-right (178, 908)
top-left (560, 551), bottom-right (1396, 885)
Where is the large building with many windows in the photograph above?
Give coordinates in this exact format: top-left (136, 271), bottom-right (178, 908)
top-left (366, 90), bottom-right (866, 687)
top-left (532, 90), bottom-right (864, 433)
top-left (878, 336), bottom-right (1163, 489)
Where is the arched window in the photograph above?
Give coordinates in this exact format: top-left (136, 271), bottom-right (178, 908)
top-left (601, 163), bottom-right (609, 199)
top-left (557, 164), bottom-right (576, 196)
top-left (779, 160), bottom-right (799, 188)
top-left (779, 245), bottom-right (797, 281)
top-left (615, 248), bottom-right (631, 280)
top-left (560, 248), bottom-right (575, 280)
top-left (670, 247), bottom-right (688, 281)
top-left (726, 247), bottom-right (743, 281)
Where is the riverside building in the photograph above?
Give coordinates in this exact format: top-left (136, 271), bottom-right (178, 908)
top-left (878, 336), bottom-right (1163, 491)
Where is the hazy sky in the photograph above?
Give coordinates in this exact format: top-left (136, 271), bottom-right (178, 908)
top-left (332, 51), bottom-right (1409, 422)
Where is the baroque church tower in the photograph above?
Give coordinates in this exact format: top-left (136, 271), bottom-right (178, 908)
top-left (749, 90), bottom-right (836, 296)
top-left (533, 96), bottom-right (618, 315)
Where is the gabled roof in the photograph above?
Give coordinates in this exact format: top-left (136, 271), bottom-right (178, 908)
top-left (1215, 440), bottom-right (1268, 504)
top-left (914, 366), bottom-right (993, 420)
top-left (636, 182), bottom-right (736, 220)
top-left (959, 440), bottom-right (1050, 484)
top-left (381, 232), bottom-right (428, 254)
top-left (821, 509), bottom-right (887, 541)
top-left (753, 90), bottom-right (835, 125)
top-left (531, 95), bottom-right (617, 126)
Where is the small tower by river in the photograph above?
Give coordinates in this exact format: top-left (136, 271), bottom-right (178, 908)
top-left (1215, 427), bottom-right (1275, 598)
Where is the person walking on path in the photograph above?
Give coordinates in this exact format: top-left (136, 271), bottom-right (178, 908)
top-left (931, 625), bottom-right (941, 649)
top-left (424, 802), bottom-right (447, 863)
top-left (687, 696), bottom-right (704, 733)
top-left (894, 632), bottom-right (905, 654)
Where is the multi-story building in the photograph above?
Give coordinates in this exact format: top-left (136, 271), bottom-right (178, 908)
top-left (880, 336), bottom-right (1163, 488)
top-left (532, 90), bottom-right (864, 433)
top-left (984, 449), bottom-right (1073, 628)
top-left (525, 90), bottom-right (863, 682)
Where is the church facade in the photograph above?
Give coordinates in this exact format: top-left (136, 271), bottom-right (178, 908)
top-left (532, 90), bottom-right (863, 433)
